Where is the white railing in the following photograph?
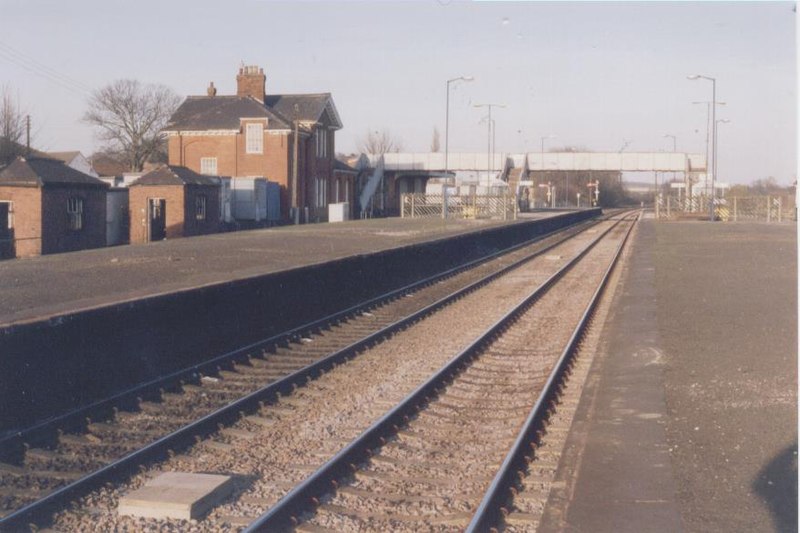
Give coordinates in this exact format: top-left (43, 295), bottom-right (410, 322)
top-left (401, 193), bottom-right (518, 221)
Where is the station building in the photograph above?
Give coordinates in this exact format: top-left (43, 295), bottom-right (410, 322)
top-left (0, 156), bottom-right (108, 258)
top-left (163, 65), bottom-right (343, 223)
top-left (128, 165), bottom-right (221, 244)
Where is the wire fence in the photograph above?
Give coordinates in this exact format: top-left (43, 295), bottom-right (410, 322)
top-left (401, 193), bottom-right (518, 220)
top-left (656, 195), bottom-right (797, 222)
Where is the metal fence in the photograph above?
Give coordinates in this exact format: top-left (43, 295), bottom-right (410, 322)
top-left (656, 195), bottom-right (796, 223)
top-left (401, 193), bottom-right (518, 220)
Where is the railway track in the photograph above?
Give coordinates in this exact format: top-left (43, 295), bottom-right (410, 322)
top-left (244, 211), bottom-right (639, 532)
top-left (0, 213), bottom-right (613, 530)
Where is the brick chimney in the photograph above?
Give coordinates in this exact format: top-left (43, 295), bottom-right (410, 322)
top-left (207, 82), bottom-right (217, 97)
top-left (236, 65), bottom-right (266, 103)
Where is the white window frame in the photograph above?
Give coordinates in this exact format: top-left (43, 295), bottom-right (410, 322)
top-left (200, 157), bottom-right (217, 175)
top-left (67, 197), bottom-right (84, 231)
top-left (246, 123), bottom-right (264, 154)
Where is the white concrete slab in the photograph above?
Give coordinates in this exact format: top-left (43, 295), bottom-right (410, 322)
top-left (118, 472), bottom-right (234, 520)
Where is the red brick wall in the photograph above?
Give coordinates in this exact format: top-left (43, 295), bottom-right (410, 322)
top-left (128, 185), bottom-right (185, 244)
top-left (167, 125), bottom-right (336, 222)
top-left (0, 185), bottom-right (42, 257)
top-left (40, 186), bottom-right (106, 255)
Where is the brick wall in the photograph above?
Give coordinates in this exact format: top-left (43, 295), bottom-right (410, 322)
top-left (128, 185), bottom-right (185, 244)
top-left (0, 185), bottom-right (42, 258)
top-left (40, 186), bottom-right (106, 255)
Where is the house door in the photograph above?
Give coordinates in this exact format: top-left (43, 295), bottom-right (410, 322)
top-left (148, 198), bottom-right (166, 242)
top-left (0, 202), bottom-right (11, 259)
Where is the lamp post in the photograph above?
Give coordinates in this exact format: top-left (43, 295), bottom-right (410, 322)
top-left (445, 76), bottom-right (474, 181)
top-left (713, 119), bottom-right (731, 204)
top-left (692, 100), bottom-right (726, 207)
top-left (688, 74), bottom-right (717, 221)
top-left (474, 103), bottom-right (506, 186)
top-left (539, 134), bottom-right (556, 207)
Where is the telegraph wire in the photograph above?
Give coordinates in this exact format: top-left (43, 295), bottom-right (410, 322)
top-left (0, 41), bottom-right (93, 96)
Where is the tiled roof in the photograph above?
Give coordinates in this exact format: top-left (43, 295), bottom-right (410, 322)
top-left (333, 159), bottom-right (357, 173)
top-left (164, 93), bottom-right (342, 132)
top-left (163, 96), bottom-right (289, 131)
top-left (130, 165), bottom-right (220, 187)
top-left (0, 157), bottom-right (107, 188)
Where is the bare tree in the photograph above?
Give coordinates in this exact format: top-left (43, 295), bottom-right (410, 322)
top-left (430, 126), bottom-right (441, 152)
top-left (0, 86), bottom-right (28, 166)
top-left (84, 79), bottom-right (181, 172)
top-left (358, 129), bottom-right (404, 155)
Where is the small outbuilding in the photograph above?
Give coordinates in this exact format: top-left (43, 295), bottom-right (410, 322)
top-left (128, 165), bottom-right (221, 244)
top-left (0, 156), bottom-right (108, 258)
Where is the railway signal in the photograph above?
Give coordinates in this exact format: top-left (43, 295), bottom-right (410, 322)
top-left (587, 181), bottom-right (600, 207)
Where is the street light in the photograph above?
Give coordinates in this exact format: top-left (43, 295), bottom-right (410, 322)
top-left (445, 76), bottom-right (474, 181)
top-left (713, 119), bottom-right (731, 203)
top-left (692, 100), bottom-right (726, 204)
top-left (539, 134), bottom-right (556, 207)
top-left (688, 74), bottom-right (717, 221)
top-left (474, 103), bottom-right (506, 185)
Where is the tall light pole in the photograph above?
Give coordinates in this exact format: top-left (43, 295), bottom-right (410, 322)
top-left (692, 100), bottom-right (726, 206)
top-left (688, 74), bottom-right (717, 221)
top-left (540, 134), bottom-right (556, 207)
top-left (663, 133), bottom-right (677, 192)
top-left (474, 103), bottom-right (506, 185)
top-left (714, 119), bottom-right (731, 202)
top-left (445, 76), bottom-right (474, 181)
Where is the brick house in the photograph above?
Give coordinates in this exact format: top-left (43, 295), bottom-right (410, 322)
top-left (0, 156), bottom-right (108, 259)
top-left (128, 165), bottom-right (221, 244)
top-left (163, 65), bottom-right (343, 223)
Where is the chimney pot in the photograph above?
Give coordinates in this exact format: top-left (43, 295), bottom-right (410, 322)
top-left (207, 82), bottom-right (217, 97)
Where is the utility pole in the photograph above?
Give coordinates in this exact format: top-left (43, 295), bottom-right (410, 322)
top-left (292, 120), bottom-right (299, 224)
top-left (474, 103), bottom-right (506, 186)
top-left (25, 115), bottom-right (30, 155)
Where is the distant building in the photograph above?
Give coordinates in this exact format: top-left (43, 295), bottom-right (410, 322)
top-left (46, 151), bottom-right (99, 178)
top-left (0, 156), bottom-right (108, 258)
top-left (128, 165), bottom-right (221, 244)
top-left (162, 65), bottom-right (343, 222)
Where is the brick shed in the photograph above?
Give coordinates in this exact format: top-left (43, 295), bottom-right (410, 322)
top-left (128, 165), bottom-right (221, 244)
top-left (0, 156), bottom-right (108, 259)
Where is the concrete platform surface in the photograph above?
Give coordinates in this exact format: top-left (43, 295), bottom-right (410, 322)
top-left (542, 221), bottom-right (797, 533)
top-left (0, 216), bottom-right (548, 326)
top-left (118, 471), bottom-right (234, 520)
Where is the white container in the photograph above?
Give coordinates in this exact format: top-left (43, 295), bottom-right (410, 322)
top-left (328, 202), bottom-right (349, 223)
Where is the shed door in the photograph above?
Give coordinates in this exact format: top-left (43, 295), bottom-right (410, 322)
top-left (0, 202), bottom-right (11, 259)
top-left (148, 198), bottom-right (166, 242)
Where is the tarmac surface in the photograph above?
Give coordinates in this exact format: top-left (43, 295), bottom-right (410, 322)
top-left (542, 219), bottom-right (797, 532)
top-left (0, 215), bottom-right (551, 327)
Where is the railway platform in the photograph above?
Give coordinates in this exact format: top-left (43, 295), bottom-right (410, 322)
top-left (541, 220), bottom-right (797, 532)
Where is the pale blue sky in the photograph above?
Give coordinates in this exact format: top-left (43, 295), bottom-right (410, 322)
top-left (1, 1), bottom-right (796, 184)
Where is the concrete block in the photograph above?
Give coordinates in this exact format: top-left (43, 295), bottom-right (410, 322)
top-left (118, 472), bottom-right (234, 520)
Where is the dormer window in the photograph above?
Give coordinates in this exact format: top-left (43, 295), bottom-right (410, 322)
top-left (246, 123), bottom-right (264, 154)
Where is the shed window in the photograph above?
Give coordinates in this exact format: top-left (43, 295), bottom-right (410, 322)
top-left (200, 157), bottom-right (217, 175)
top-left (246, 123), bottom-right (264, 154)
top-left (196, 195), bottom-right (207, 221)
top-left (67, 197), bottom-right (83, 231)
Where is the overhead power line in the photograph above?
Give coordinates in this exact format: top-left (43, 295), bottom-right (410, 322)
top-left (0, 40), bottom-right (93, 96)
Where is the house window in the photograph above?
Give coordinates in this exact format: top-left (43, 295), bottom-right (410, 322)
top-left (316, 129), bottom-right (327, 158)
top-left (67, 197), bottom-right (83, 231)
top-left (196, 195), bottom-right (207, 221)
top-left (200, 157), bottom-right (217, 175)
top-left (0, 202), bottom-right (12, 230)
top-left (246, 123), bottom-right (264, 154)
top-left (315, 176), bottom-right (328, 208)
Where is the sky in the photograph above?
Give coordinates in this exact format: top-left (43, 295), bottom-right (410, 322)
top-left (0, 1), bottom-right (796, 185)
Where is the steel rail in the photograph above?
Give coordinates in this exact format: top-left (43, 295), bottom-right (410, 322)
top-left (243, 214), bottom-right (633, 532)
top-left (466, 211), bottom-right (640, 532)
top-left (0, 215), bottom-right (606, 530)
top-left (0, 214), bottom-right (602, 461)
